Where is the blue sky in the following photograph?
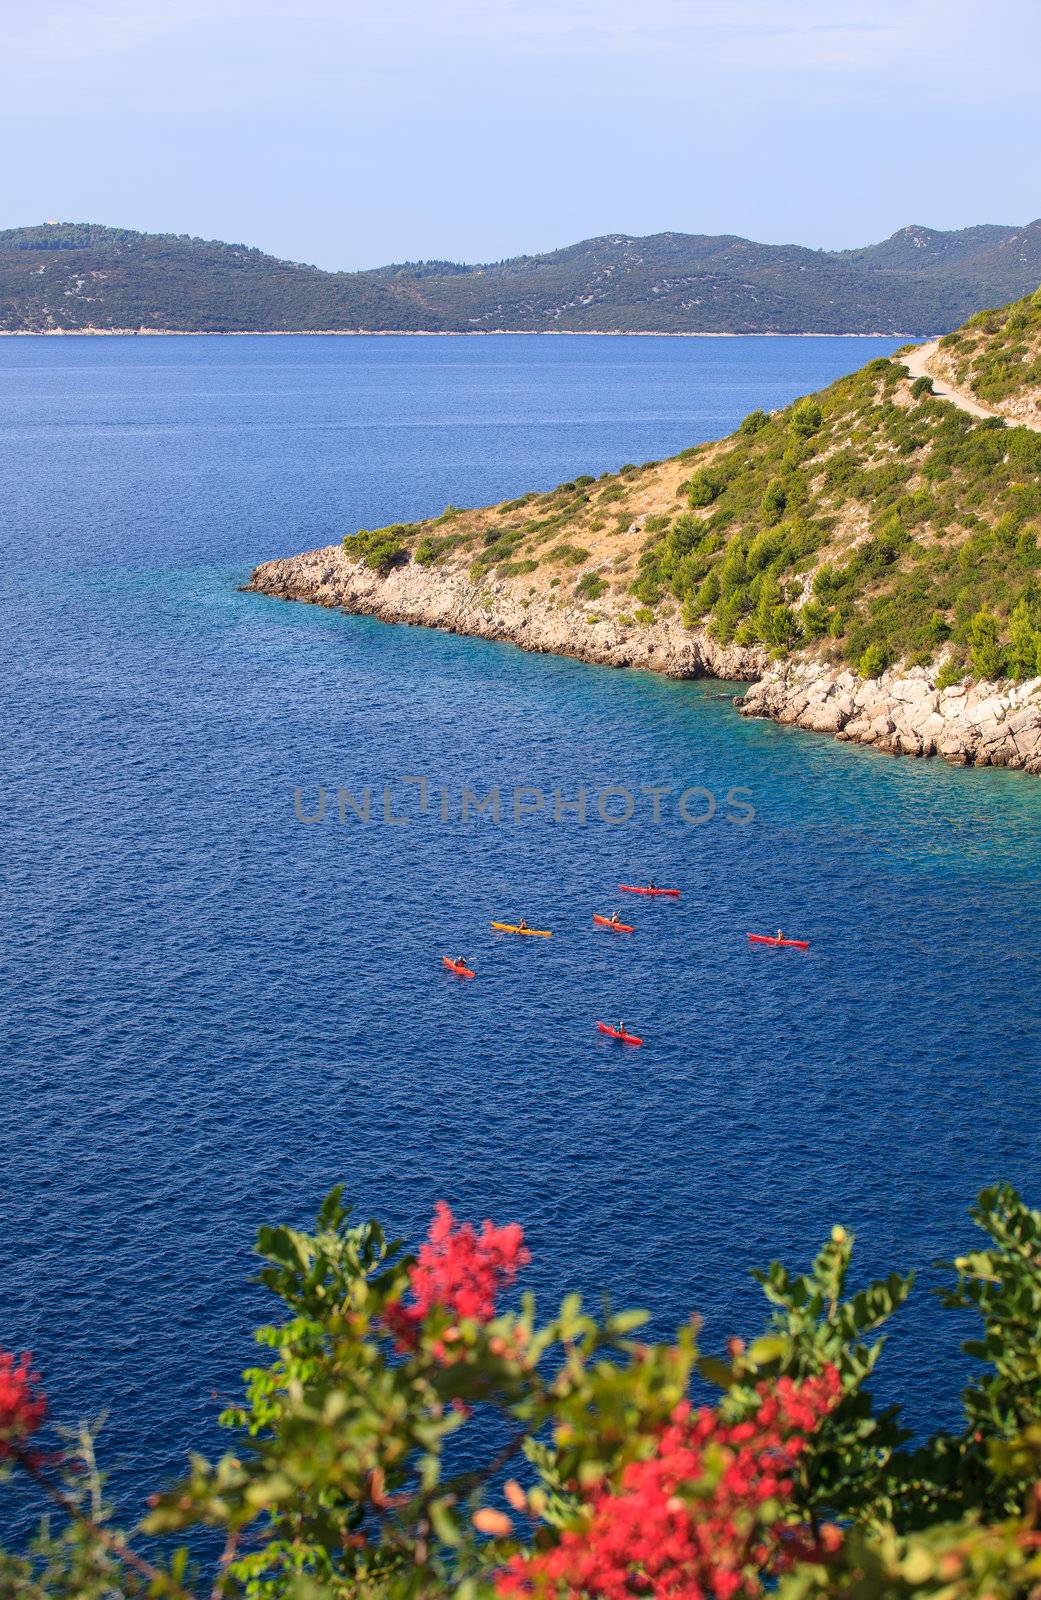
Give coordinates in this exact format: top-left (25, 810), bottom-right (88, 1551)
top-left (3, 0), bottom-right (1039, 269)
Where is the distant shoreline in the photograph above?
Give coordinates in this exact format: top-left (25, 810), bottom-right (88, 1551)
top-left (0, 327), bottom-right (920, 340)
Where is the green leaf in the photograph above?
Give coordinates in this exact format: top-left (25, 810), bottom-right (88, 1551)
top-left (746, 1334), bottom-right (790, 1367)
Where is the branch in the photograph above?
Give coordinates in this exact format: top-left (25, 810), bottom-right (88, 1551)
top-left (381, 1426), bottom-right (529, 1528)
top-left (16, 1448), bottom-right (197, 1600)
top-left (210, 1525), bottom-right (241, 1600)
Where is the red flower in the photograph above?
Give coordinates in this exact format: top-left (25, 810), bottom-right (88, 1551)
top-left (411, 1203), bottom-right (529, 1321)
top-left (385, 1203), bottom-right (530, 1350)
top-left (0, 1351), bottom-right (46, 1459)
top-left (498, 1366), bottom-right (842, 1600)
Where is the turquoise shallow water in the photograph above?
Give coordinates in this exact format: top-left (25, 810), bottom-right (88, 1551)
top-left (2, 333), bottom-right (1040, 1525)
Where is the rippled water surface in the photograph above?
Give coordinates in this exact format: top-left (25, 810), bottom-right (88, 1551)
top-left (3, 333), bottom-right (1040, 1522)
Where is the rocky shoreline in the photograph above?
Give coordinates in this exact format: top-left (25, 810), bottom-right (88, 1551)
top-left (245, 543), bottom-right (765, 679)
top-left (742, 660), bottom-right (1041, 772)
top-left (245, 545), bottom-right (1041, 775)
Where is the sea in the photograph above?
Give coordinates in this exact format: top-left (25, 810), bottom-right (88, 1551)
top-left (3, 332), bottom-right (1040, 1528)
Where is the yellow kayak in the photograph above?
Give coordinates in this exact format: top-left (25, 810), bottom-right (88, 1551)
top-left (490, 922), bottom-right (553, 937)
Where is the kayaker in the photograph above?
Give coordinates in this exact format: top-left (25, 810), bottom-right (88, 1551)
top-left (617, 1021), bottom-right (626, 1036)
top-left (458, 956), bottom-right (468, 970)
top-left (610, 911), bottom-right (621, 927)
top-left (647, 878), bottom-right (657, 890)
top-left (518, 918), bottom-right (529, 932)
top-left (776, 928), bottom-right (783, 943)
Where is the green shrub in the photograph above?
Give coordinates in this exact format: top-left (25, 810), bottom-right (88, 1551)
top-left (746, 528), bottom-right (785, 573)
top-left (719, 542), bottom-right (748, 595)
top-left (630, 572), bottom-right (662, 606)
top-left (968, 608), bottom-right (1005, 679)
top-left (739, 408), bottom-right (770, 435)
top-left (343, 527), bottom-right (410, 574)
top-left (546, 542), bottom-right (590, 567)
top-left (574, 571), bottom-right (607, 600)
top-left (469, 525), bottom-right (527, 574)
top-left (711, 589), bottom-right (749, 644)
top-left (858, 642), bottom-right (891, 679)
top-left (789, 397), bottom-right (823, 438)
top-left (760, 479), bottom-right (788, 526)
top-left (1008, 598), bottom-right (1041, 680)
top-left (687, 469), bottom-right (724, 508)
top-left (415, 534), bottom-right (460, 565)
top-left (924, 610), bottom-right (952, 646)
top-left (695, 570), bottom-right (721, 613)
top-left (813, 563), bottom-right (841, 601)
top-left (746, 576), bottom-right (802, 649)
top-left (800, 597), bottom-right (830, 640)
top-left (660, 514), bottom-right (699, 560)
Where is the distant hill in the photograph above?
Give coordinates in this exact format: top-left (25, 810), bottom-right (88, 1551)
top-left (2, 220), bottom-right (1041, 335)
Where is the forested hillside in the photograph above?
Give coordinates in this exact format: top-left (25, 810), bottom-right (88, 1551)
top-left (0, 223), bottom-right (431, 333)
top-left (2, 219), bottom-right (1041, 333)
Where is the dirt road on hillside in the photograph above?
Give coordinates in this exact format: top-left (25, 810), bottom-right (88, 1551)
top-left (902, 340), bottom-right (1041, 431)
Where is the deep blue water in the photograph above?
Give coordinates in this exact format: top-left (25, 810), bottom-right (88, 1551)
top-left (3, 334), bottom-right (1041, 1532)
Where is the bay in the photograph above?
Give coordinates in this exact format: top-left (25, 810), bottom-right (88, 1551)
top-left (2, 332), bottom-right (1038, 1523)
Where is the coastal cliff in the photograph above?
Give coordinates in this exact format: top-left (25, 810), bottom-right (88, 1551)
top-left (246, 545), bottom-right (1041, 774)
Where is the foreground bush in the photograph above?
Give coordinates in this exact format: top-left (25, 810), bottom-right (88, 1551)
top-left (3, 1185), bottom-right (1041, 1597)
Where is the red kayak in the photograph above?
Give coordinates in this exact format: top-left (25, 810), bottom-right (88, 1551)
top-left (442, 956), bottom-right (476, 977)
top-left (619, 884), bottom-right (680, 897)
top-left (746, 933), bottom-right (809, 951)
top-left (593, 914), bottom-right (635, 932)
top-left (597, 1021), bottom-right (644, 1046)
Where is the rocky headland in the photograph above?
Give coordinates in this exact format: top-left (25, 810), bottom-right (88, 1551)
top-left (247, 287), bottom-right (1041, 779)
